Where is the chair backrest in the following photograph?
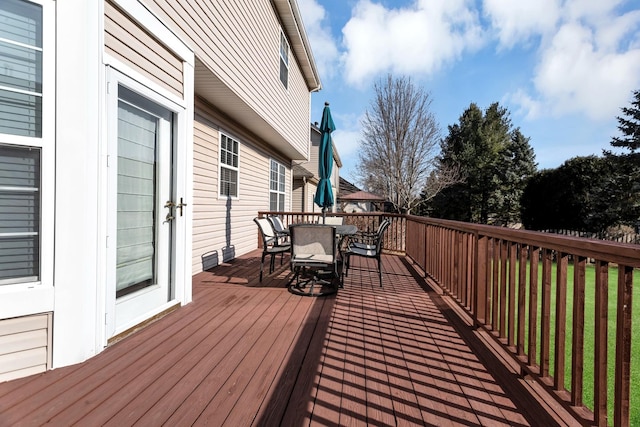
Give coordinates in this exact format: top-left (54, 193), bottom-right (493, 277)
top-left (254, 217), bottom-right (277, 245)
top-left (267, 215), bottom-right (286, 233)
top-left (290, 224), bottom-right (336, 261)
top-left (375, 219), bottom-right (391, 252)
top-left (323, 216), bottom-right (343, 225)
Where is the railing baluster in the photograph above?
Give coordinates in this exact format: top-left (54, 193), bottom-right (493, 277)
top-left (508, 242), bottom-right (517, 347)
top-left (541, 249), bottom-right (552, 379)
top-left (614, 265), bottom-right (633, 427)
top-left (528, 247), bottom-right (539, 369)
top-left (594, 260), bottom-right (609, 426)
top-left (517, 244), bottom-right (528, 357)
top-left (571, 256), bottom-right (586, 407)
top-left (554, 252), bottom-right (568, 391)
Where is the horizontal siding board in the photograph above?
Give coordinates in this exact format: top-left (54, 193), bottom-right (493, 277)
top-left (0, 364), bottom-right (46, 383)
top-left (0, 314), bottom-right (48, 335)
top-left (104, 4), bottom-right (182, 82)
top-left (104, 0), bottom-right (184, 98)
top-left (0, 347), bottom-right (47, 374)
top-left (0, 329), bottom-right (48, 355)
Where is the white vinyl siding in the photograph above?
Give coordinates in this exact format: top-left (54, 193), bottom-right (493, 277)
top-left (104, 0), bottom-right (183, 98)
top-left (192, 98), bottom-right (290, 274)
top-left (143, 0), bottom-right (312, 157)
top-left (0, 312), bottom-right (52, 381)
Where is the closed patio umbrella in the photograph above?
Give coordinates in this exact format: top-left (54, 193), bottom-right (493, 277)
top-left (314, 102), bottom-right (335, 223)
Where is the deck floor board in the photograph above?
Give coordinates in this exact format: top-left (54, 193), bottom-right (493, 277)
top-left (0, 250), bottom-right (580, 426)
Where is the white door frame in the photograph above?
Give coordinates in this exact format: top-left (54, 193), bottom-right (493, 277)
top-left (104, 67), bottom-right (189, 340)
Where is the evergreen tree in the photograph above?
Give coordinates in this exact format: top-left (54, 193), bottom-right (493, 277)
top-left (611, 89), bottom-right (640, 152)
top-left (429, 103), bottom-right (536, 225)
top-left (607, 89), bottom-right (640, 227)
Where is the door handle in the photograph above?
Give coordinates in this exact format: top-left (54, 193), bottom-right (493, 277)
top-left (176, 197), bottom-right (188, 217)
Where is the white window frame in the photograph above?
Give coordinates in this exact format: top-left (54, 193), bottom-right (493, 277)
top-left (269, 158), bottom-right (286, 211)
top-left (0, 0), bottom-right (54, 316)
top-left (279, 30), bottom-right (289, 89)
top-left (218, 132), bottom-right (240, 199)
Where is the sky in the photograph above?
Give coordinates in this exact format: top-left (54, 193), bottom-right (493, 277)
top-left (297, 0), bottom-right (640, 183)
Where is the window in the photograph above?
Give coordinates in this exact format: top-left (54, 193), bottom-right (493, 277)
top-left (269, 159), bottom-right (285, 211)
top-left (219, 133), bottom-right (239, 197)
top-left (0, 145), bottom-right (40, 284)
top-left (0, 0), bottom-right (45, 286)
top-left (0, 0), bottom-right (43, 137)
top-left (279, 31), bottom-right (289, 89)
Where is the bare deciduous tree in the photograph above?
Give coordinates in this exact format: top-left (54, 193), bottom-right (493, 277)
top-left (356, 75), bottom-right (456, 214)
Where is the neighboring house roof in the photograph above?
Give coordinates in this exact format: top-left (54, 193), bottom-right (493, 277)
top-left (338, 190), bottom-right (386, 202)
top-left (292, 163), bottom-right (314, 179)
top-left (339, 177), bottom-right (360, 195)
top-left (311, 121), bottom-right (342, 168)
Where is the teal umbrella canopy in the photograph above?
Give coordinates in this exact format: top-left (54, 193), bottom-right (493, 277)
top-left (314, 102), bottom-right (335, 221)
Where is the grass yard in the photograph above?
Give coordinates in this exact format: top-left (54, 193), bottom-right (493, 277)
top-left (512, 260), bottom-right (639, 425)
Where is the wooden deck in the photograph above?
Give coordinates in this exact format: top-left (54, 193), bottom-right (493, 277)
top-left (0, 251), bottom-right (580, 426)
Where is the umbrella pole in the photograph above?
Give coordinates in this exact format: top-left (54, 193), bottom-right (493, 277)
top-left (322, 207), bottom-right (326, 224)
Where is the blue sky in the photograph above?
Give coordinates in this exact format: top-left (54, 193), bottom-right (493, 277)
top-left (297, 0), bottom-right (640, 182)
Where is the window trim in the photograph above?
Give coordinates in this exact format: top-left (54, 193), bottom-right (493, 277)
top-left (269, 158), bottom-right (286, 211)
top-left (0, 0), bottom-right (54, 291)
top-left (218, 131), bottom-right (240, 199)
top-left (279, 30), bottom-right (289, 90)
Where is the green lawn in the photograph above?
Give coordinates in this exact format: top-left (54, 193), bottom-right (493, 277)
top-left (499, 260), bottom-right (639, 425)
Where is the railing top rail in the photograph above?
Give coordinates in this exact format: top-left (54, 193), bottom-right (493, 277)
top-left (407, 215), bottom-right (640, 268)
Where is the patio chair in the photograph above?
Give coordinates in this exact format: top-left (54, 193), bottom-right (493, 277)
top-left (342, 218), bottom-right (390, 287)
top-left (254, 217), bottom-right (291, 281)
top-left (288, 224), bottom-right (339, 296)
top-left (349, 218), bottom-right (391, 250)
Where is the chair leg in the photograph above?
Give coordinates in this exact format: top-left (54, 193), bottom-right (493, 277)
top-left (269, 254), bottom-right (276, 273)
top-left (260, 251), bottom-right (266, 282)
top-left (377, 256), bottom-right (382, 287)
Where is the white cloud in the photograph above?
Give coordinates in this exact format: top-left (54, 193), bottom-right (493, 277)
top-left (341, 0), bottom-right (485, 87)
top-left (497, 1), bottom-right (640, 121)
top-left (297, 0), bottom-right (340, 81)
top-left (483, 0), bottom-right (562, 48)
top-left (533, 22), bottom-right (640, 120)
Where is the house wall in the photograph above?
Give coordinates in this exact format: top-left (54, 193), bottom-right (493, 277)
top-left (143, 0), bottom-right (311, 158)
top-left (292, 179), bottom-right (304, 212)
top-left (192, 97), bottom-right (291, 275)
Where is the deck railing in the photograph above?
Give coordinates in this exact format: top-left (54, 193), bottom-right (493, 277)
top-left (405, 215), bottom-right (638, 427)
top-left (259, 211), bottom-right (637, 426)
